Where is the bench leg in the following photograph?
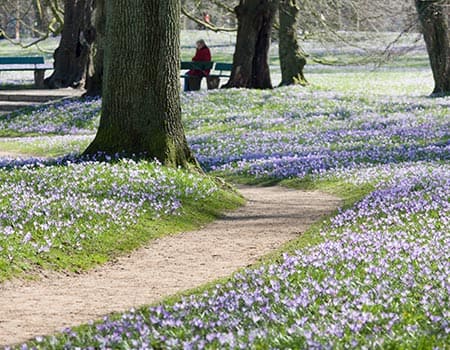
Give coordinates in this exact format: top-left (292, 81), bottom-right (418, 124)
top-left (34, 70), bottom-right (45, 88)
top-left (207, 76), bottom-right (220, 90)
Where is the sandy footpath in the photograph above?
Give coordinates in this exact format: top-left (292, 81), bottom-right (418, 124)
top-left (0, 186), bottom-right (340, 346)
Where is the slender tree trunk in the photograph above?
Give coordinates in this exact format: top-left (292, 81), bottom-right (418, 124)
top-left (85, 0), bottom-right (105, 96)
top-left (279, 0), bottom-right (307, 86)
top-left (223, 0), bottom-right (278, 89)
top-left (45, 0), bottom-right (93, 89)
top-left (415, 0), bottom-right (450, 96)
top-left (15, 0), bottom-right (20, 40)
top-left (84, 0), bottom-right (196, 168)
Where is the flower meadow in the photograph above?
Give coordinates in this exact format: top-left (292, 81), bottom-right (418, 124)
top-left (0, 98), bottom-right (100, 136)
top-left (1, 80), bottom-right (449, 348)
top-left (0, 158), bottom-right (223, 279)
top-left (1, 87), bottom-right (447, 181)
top-left (19, 162), bottom-right (449, 349)
top-left (183, 89), bottom-right (449, 179)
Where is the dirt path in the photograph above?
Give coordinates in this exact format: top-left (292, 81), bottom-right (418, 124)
top-left (0, 186), bottom-right (340, 346)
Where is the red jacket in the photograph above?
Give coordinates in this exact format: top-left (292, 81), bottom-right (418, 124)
top-left (189, 46), bottom-right (212, 77)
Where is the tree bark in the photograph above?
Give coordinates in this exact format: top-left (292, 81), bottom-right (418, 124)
top-left (85, 0), bottom-right (105, 96)
top-left (415, 0), bottom-right (450, 96)
top-left (279, 0), bottom-right (307, 86)
top-left (223, 0), bottom-right (278, 89)
top-left (84, 0), bottom-right (197, 168)
top-left (45, 0), bottom-right (93, 89)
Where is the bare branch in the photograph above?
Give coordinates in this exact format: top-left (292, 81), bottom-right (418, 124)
top-left (181, 6), bottom-right (237, 32)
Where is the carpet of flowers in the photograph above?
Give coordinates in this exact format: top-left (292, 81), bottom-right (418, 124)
top-left (0, 158), bottom-right (219, 274)
top-left (1, 88), bottom-right (447, 181)
top-left (0, 88), bottom-right (450, 183)
top-left (0, 98), bottom-right (100, 136)
top-left (183, 89), bottom-right (449, 178)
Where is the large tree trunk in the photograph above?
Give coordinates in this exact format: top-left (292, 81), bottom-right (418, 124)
top-left (415, 0), bottom-right (450, 96)
top-left (45, 0), bottom-right (93, 89)
top-left (279, 0), bottom-right (307, 86)
top-left (223, 0), bottom-right (278, 89)
top-left (85, 0), bottom-right (105, 96)
top-left (84, 0), bottom-right (196, 168)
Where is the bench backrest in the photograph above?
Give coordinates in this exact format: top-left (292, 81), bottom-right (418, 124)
top-left (0, 56), bottom-right (45, 65)
top-left (215, 63), bottom-right (233, 72)
top-left (180, 61), bottom-right (214, 70)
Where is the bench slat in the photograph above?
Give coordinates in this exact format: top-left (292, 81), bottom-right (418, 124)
top-left (0, 56), bottom-right (45, 65)
top-left (180, 61), bottom-right (233, 81)
top-left (214, 63), bottom-right (233, 72)
top-left (180, 61), bottom-right (233, 72)
top-left (0, 64), bottom-right (53, 71)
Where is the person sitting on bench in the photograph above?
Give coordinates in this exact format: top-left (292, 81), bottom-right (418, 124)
top-left (184, 39), bottom-right (212, 92)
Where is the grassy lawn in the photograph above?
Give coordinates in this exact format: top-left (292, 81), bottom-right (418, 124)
top-left (1, 32), bottom-right (449, 348)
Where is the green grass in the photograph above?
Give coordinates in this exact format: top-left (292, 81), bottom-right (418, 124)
top-left (308, 69), bottom-right (434, 96)
top-left (0, 136), bottom-right (93, 157)
top-left (0, 37), bottom-right (58, 58)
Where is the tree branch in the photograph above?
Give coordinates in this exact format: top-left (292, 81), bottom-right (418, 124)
top-left (181, 6), bottom-right (237, 32)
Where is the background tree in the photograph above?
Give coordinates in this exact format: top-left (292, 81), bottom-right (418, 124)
top-left (415, 0), bottom-right (450, 96)
top-left (44, 0), bottom-right (93, 88)
top-left (84, 0), bottom-right (196, 168)
top-left (85, 0), bottom-right (105, 96)
top-left (279, 0), bottom-right (307, 86)
top-left (223, 0), bottom-right (278, 89)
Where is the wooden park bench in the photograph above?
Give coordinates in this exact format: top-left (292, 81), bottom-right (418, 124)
top-left (0, 56), bottom-right (53, 88)
top-left (181, 61), bottom-right (232, 90)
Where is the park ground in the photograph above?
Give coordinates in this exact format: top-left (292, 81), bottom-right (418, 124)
top-left (0, 32), bottom-right (449, 348)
